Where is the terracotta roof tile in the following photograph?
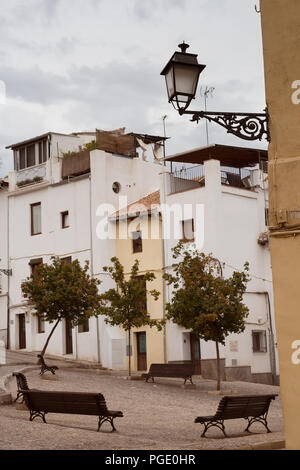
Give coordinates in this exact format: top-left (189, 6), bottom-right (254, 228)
top-left (112, 190), bottom-right (160, 219)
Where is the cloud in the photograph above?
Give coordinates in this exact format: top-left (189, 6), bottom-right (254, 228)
top-left (133, 0), bottom-right (186, 20)
top-left (0, 0), bottom-right (267, 177)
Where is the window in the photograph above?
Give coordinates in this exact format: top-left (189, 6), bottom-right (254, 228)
top-left (38, 140), bottom-right (47, 164)
top-left (61, 211), bottom-right (70, 229)
top-left (19, 148), bottom-right (26, 170)
top-left (15, 139), bottom-right (48, 171)
top-left (252, 330), bottom-right (267, 353)
top-left (37, 315), bottom-right (45, 334)
top-left (132, 231), bottom-right (143, 253)
top-left (29, 258), bottom-right (43, 278)
top-left (78, 319), bottom-right (89, 333)
top-left (27, 144), bottom-right (36, 167)
top-left (30, 203), bottom-right (41, 235)
top-left (181, 219), bottom-right (195, 242)
top-left (61, 256), bottom-right (72, 264)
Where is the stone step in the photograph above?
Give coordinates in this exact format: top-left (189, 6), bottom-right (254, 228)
top-left (0, 392), bottom-right (12, 405)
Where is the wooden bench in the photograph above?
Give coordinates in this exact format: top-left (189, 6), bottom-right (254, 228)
top-left (37, 354), bottom-right (59, 376)
top-left (143, 363), bottom-right (194, 385)
top-left (13, 372), bottom-right (33, 403)
top-left (195, 394), bottom-right (278, 437)
top-left (21, 388), bottom-right (123, 432)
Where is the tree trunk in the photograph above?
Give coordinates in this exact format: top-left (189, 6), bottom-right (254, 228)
top-left (128, 328), bottom-right (131, 377)
top-left (39, 319), bottom-right (61, 360)
top-left (216, 341), bottom-right (221, 391)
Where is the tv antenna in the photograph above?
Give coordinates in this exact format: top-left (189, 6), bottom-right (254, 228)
top-left (200, 86), bottom-right (215, 145)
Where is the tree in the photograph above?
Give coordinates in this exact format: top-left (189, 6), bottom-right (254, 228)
top-left (98, 257), bottom-right (164, 377)
top-left (164, 242), bottom-right (250, 390)
top-left (21, 257), bottom-right (103, 357)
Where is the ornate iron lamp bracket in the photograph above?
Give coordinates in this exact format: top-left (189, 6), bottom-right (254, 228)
top-left (182, 108), bottom-right (270, 142)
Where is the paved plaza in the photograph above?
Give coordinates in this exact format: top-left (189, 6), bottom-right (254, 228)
top-left (0, 355), bottom-right (284, 450)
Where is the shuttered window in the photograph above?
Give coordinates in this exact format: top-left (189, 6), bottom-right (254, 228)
top-left (132, 231), bottom-right (143, 253)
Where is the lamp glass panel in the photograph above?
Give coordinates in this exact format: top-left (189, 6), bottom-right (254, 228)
top-left (173, 64), bottom-right (200, 98)
top-left (165, 66), bottom-right (175, 100)
top-left (176, 94), bottom-right (189, 103)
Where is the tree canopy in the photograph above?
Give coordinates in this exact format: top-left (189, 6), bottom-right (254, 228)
top-left (164, 242), bottom-right (250, 346)
top-left (98, 257), bottom-right (164, 376)
top-left (21, 257), bottom-right (103, 356)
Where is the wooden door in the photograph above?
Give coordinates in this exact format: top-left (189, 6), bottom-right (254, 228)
top-left (190, 333), bottom-right (201, 375)
top-left (136, 332), bottom-right (147, 371)
top-left (18, 314), bottom-right (26, 350)
top-left (65, 319), bottom-right (73, 355)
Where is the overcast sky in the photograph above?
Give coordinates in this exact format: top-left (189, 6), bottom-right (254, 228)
top-left (0, 0), bottom-right (267, 177)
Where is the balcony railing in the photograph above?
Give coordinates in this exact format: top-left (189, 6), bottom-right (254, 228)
top-left (16, 163), bottom-right (46, 187)
top-left (168, 164), bottom-right (255, 195)
top-left (168, 165), bottom-right (205, 194)
top-left (221, 168), bottom-right (251, 189)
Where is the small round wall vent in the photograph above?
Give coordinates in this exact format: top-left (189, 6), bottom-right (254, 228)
top-left (112, 182), bottom-right (121, 194)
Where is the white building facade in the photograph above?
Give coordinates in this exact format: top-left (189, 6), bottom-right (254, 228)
top-left (1, 132), bottom-right (279, 384)
top-left (4, 130), bottom-right (165, 370)
top-left (161, 146), bottom-right (278, 385)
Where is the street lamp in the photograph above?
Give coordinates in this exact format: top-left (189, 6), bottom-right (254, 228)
top-left (161, 42), bottom-right (270, 142)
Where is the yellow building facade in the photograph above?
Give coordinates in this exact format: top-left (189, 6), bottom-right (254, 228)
top-left (261, 0), bottom-right (300, 449)
top-left (114, 191), bottom-right (166, 372)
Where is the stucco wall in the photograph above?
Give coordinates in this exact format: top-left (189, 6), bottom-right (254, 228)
top-left (261, 0), bottom-right (300, 449)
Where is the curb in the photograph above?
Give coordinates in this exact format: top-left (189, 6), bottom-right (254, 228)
top-left (7, 350), bottom-right (105, 370)
top-left (232, 440), bottom-right (285, 450)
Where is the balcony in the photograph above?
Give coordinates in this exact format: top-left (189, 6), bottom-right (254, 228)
top-left (167, 163), bottom-right (258, 196)
top-left (168, 165), bottom-right (205, 194)
top-left (16, 163), bottom-right (46, 188)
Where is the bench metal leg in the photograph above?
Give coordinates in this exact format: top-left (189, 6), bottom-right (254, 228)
top-left (145, 376), bottom-right (155, 383)
top-left (201, 420), bottom-right (227, 438)
top-left (40, 366), bottom-right (57, 375)
top-left (184, 376), bottom-right (194, 385)
top-left (98, 416), bottom-right (117, 432)
top-left (30, 411), bottom-right (47, 423)
top-left (15, 391), bottom-right (25, 404)
top-left (244, 414), bottom-right (271, 433)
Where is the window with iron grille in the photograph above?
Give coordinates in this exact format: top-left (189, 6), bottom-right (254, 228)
top-left (252, 330), bottom-right (267, 353)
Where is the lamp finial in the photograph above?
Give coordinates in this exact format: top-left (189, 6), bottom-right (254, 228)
top-left (178, 41), bottom-right (189, 53)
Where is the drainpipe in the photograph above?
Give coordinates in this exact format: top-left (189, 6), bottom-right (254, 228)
top-left (265, 291), bottom-right (277, 385)
top-left (160, 175), bottom-right (168, 364)
top-left (160, 213), bottom-right (167, 364)
top-left (89, 174), bottom-right (101, 365)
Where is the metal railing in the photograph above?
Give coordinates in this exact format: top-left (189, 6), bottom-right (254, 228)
top-left (168, 165), bottom-right (205, 194)
top-left (168, 164), bottom-right (256, 194)
top-left (221, 167), bottom-right (251, 189)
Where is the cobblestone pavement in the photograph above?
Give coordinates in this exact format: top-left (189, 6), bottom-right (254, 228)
top-left (0, 367), bottom-right (284, 450)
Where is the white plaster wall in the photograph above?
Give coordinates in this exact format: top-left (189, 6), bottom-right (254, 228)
top-left (162, 159), bottom-right (276, 375)
top-left (90, 150), bottom-right (167, 369)
top-left (8, 175), bottom-right (96, 359)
